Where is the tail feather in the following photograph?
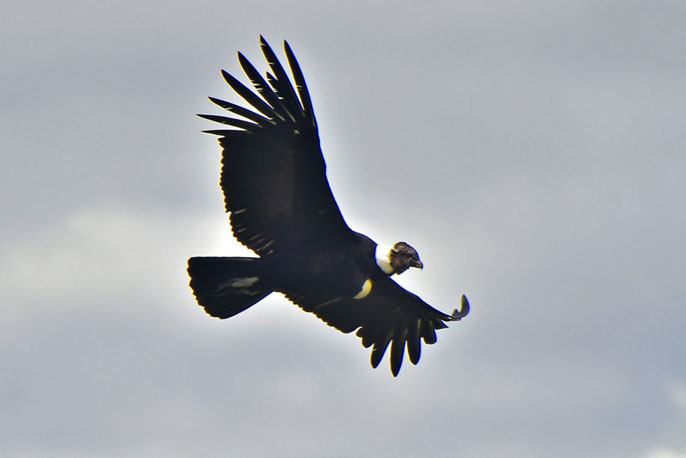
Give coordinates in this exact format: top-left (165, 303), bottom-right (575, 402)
top-left (187, 257), bottom-right (271, 319)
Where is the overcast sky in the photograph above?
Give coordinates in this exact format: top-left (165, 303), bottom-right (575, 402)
top-left (1, 1), bottom-right (685, 457)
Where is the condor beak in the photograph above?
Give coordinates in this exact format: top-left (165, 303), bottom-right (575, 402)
top-left (412, 260), bottom-right (424, 270)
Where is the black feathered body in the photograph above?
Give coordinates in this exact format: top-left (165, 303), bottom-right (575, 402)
top-left (262, 232), bottom-right (379, 298)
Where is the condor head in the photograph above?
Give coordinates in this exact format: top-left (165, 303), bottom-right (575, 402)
top-left (375, 241), bottom-right (424, 275)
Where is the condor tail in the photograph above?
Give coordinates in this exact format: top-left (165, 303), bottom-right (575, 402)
top-left (187, 257), bottom-right (271, 319)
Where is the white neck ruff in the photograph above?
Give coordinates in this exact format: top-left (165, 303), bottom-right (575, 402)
top-left (375, 244), bottom-right (394, 274)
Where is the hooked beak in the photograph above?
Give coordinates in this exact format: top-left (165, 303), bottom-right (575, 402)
top-left (411, 259), bottom-right (424, 270)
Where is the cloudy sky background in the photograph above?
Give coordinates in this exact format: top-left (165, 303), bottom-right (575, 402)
top-left (2, 1), bottom-right (685, 456)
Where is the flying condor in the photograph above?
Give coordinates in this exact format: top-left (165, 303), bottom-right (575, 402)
top-left (187, 36), bottom-right (469, 376)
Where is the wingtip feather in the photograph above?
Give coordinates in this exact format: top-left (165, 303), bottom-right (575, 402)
top-left (370, 341), bottom-right (389, 368)
top-left (390, 338), bottom-right (406, 377)
top-left (407, 322), bottom-right (421, 365)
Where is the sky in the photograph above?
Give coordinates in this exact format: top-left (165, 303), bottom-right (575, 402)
top-left (1, 0), bottom-right (685, 456)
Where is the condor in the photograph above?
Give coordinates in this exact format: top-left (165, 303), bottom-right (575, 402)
top-left (188, 37), bottom-right (469, 376)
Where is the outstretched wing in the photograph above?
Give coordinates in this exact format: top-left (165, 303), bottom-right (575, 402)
top-left (286, 277), bottom-right (470, 376)
top-left (200, 36), bottom-right (350, 256)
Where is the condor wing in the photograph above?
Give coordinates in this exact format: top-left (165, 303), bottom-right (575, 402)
top-left (200, 37), bottom-right (351, 256)
top-left (286, 277), bottom-right (470, 376)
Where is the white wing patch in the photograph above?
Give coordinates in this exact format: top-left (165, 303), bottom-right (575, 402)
top-left (375, 244), bottom-right (394, 274)
top-left (353, 278), bottom-right (373, 299)
top-left (227, 277), bottom-right (259, 287)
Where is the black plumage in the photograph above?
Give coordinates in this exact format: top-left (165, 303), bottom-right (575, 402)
top-left (188, 36), bottom-right (469, 376)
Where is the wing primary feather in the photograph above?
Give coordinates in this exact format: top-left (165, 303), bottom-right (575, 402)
top-left (208, 97), bottom-right (272, 124)
top-left (356, 327), bottom-right (374, 348)
top-left (362, 333), bottom-right (376, 349)
top-left (221, 69), bottom-right (282, 120)
top-left (433, 318), bottom-right (448, 330)
top-left (264, 71), bottom-right (302, 120)
top-left (370, 336), bottom-right (391, 368)
top-left (283, 40), bottom-right (316, 127)
top-left (260, 37), bottom-right (304, 119)
top-left (420, 320), bottom-right (438, 345)
top-left (407, 320), bottom-right (421, 365)
top-left (390, 334), bottom-right (407, 377)
top-left (264, 72), bottom-right (285, 107)
top-left (237, 53), bottom-right (295, 123)
top-left (197, 114), bottom-right (260, 132)
top-left (202, 129), bottom-right (248, 137)
top-left (356, 309), bottom-right (388, 348)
